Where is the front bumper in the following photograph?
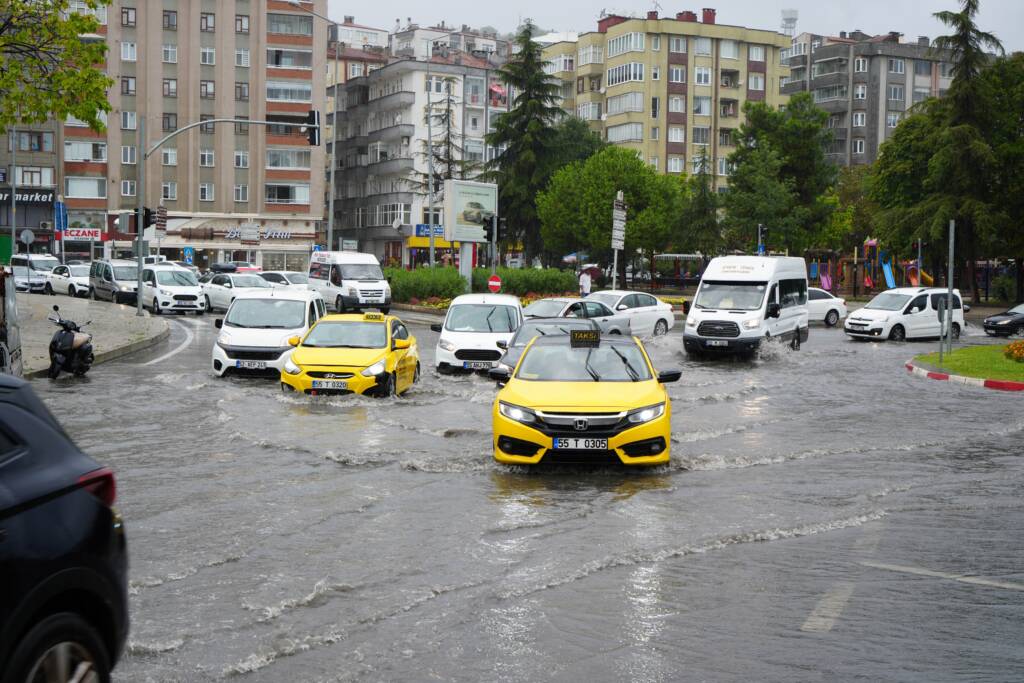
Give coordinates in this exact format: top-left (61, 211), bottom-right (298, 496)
top-left (212, 344), bottom-right (290, 377)
top-left (983, 322), bottom-right (1016, 335)
top-left (492, 410), bottom-right (670, 466)
top-left (279, 365), bottom-right (384, 396)
top-left (683, 331), bottom-right (761, 353)
top-left (844, 321), bottom-right (886, 338)
top-left (157, 296), bottom-right (205, 311)
top-left (340, 295), bottom-right (391, 310)
top-left (435, 345), bottom-right (501, 372)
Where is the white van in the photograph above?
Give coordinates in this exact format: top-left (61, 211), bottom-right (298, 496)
top-left (683, 256), bottom-right (809, 356)
top-left (141, 263), bottom-right (205, 315)
top-left (432, 293), bottom-right (523, 373)
top-left (308, 251), bottom-right (391, 313)
top-left (844, 287), bottom-right (966, 342)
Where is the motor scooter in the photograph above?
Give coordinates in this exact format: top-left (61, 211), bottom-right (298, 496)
top-left (47, 305), bottom-right (94, 378)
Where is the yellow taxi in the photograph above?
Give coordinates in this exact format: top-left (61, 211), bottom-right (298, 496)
top-left (280, 312), bottom-right (419, 396)
top-left (489, 329), bottom-right (680, 466)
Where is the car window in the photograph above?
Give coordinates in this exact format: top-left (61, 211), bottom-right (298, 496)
top-left (585, 302), bottom-right (608, 318)
top-left (931, 293), bottom-right (962, 310)
top-left (308, 302), bottom-right (317, 327)
top-left (262, 273), bottom-right (281, 283)
top-left (780, 279), bottom-right (807, 308)
top-left (808, 290), bottom-right (827, 301)
top-left (316, 299), bottom-right (326, 317)
top-left (330, 265), bottom-right (342, 286)
top-left (565, 302), bottom-right (584, 318)
top-left (0, 422), bottom-right (23, 464)
top-left (212, 275), bottom-right (225, 286)
top-left (906, 295), bottom-right (928, 313)
top-left (637, 293), bottom-right (658, 307)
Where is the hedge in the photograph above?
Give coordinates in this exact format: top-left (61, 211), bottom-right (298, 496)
top-left (471, 267), bottom-right (578, 296)
top-left (384, 266), bottom-right (580, 303)
top-left (384, 267), bottom-right (467, 302)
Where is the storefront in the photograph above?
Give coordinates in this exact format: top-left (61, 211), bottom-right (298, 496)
top-left (0, 186), bottom-right (56, 255)
top-left (157, 218), bottom-right (317, 272)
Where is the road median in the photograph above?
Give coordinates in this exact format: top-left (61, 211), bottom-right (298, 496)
top-left (905, 344), bottom-right (1024, 392)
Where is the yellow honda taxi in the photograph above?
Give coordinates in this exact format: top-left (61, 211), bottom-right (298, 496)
top-left (280, 312), bottom-right (419, 396)
top-left (490, 330), bottom-right (680, 466)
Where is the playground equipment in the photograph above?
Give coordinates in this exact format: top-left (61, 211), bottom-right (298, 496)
top-left (804, 249), bottom-right (839, 292)
top-left (905, 263), bottom-right (934, 286)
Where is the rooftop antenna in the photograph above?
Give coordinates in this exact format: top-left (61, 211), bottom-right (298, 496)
top-left (781, 9), bottom-right (798, 37)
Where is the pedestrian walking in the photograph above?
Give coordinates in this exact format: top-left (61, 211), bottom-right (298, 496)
top-left (579, 269), bottom-right (592, 297)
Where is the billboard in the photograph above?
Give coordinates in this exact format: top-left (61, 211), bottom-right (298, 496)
top-left (443, 180), bottom-right (496, 243)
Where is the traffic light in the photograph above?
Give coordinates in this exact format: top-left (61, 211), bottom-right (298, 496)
top-left (757, 224), bottom-right (768, 254)
top-left (483, 220), bottom-right (494, 243)
top-left (498, 217), bottom-right (506, 243)
top-left (143, 207), bottom-right (156, 228)
top-left (306, 109), bottom-right (321, 146)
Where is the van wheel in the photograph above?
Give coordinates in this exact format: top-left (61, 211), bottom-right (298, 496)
top-left (380, 307), bottom-right (390, 315)
top-left (825, 309), bottom-right (840, 327)
top-left (91, 287), bottom-right (98, 301)
top-left (653, 319), bottom-right (669, 336)
top-left (6, 612), bottom-right (111, 683)
top-left (153, 299), bottom-right (162, 315)
top-left (790, 333), bottom-right (801, 350)
top-left (952, 323), bottom-right (961, 340)
top-left (335, 296), bottom-right (345, 313)
top-left (888, 324), bottom-right (906, 342)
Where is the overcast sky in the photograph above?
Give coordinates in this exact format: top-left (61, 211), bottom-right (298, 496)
top-left (327, 0), bottom-right (1023, 52)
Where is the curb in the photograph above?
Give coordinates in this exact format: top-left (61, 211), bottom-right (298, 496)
top-left (24, 324), bottom-right (171, 379)
top-left (904, 359), bottom-right (1024, 392)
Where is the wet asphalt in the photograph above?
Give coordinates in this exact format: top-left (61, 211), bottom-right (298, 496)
top-left (30, 312), bottom-right (1024, 682)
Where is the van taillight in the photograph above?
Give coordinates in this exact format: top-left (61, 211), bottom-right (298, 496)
top-left (78, 467), bottom-right (116, 507)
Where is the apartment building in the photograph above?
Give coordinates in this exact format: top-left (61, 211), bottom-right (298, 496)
top-left (543, 8), bottom-right (790, 188)
top-left (331, 54), bottom-right (509, 265)
top-left (390, 21), bottom-right (510, 62)
top-left (782, 30), bottom-right (953, 165)
top-left (54, 0), bottom-right (327, 269)
top-left (0, 120), bottom-right (62, 257)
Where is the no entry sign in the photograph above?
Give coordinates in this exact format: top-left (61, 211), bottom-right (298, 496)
top-left (488, 275), bottom-right (502, 293)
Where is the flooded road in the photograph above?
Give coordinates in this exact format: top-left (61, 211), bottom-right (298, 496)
top-left (32, 315), bottom-right (1024, 681)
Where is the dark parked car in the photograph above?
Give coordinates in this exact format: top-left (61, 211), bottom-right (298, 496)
top-left (494, 317), bottom-right (599, 373)
top-left (983, 303), bottom-right (1024, 337)
top-left (0, 375), bottom-right (128, 682)
top-left (208, 262), bottom-right (239, 274)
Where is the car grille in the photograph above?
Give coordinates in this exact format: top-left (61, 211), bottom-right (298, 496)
top-left (360, 289), bottom-right (384, 298)
top-left (454, 349), bottom-right (502, 361)
top-left (307, 371), bottom-right (355, 379)
top-left (221, 346), bottom-right (287, 361)
top-left (697, 321), bottom-right (740, 338)
top-left (174, 294), bottom-right (198, 301)
top-left (541, 449), bottom-right (621, 465)
top-left (533, 410), bottom-right (629, 437)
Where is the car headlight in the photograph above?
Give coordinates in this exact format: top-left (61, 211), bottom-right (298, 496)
top-left (627, 403), bottom-right (665, 424)
top-left (284, 358), bottom-right (301, 375)
top-left (742, 318), bottom-right (760, 330)
top-left (999, 319), bottom-right (1012, 325)
top-left (685, 316), bottom-right (696, 327)
top-left (347, 287), bottom-right (358, 296)
top-left (159, 288), bottom-right (172, 296)
top-left (496, 362), bottom-right (513, 373)
top-left (361, 359), bottom-right (386, 377)
top-left (499, 401), bottom-right (537, 424)
top-left (439, 339), bottom-right (456, 352)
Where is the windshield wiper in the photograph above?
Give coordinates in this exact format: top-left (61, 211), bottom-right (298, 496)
top-left (484, 307), bottom-right (498, 332)
top-left (610, 346), bottom-right (641, 381)
top-left (584, 347), bottom-right (601, 381)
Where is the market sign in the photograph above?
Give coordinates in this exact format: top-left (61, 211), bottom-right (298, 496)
top-left (0, 187), bottom-right (56, 205)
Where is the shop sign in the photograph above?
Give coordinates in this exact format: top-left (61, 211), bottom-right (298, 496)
top-left (0, 187), bottom-right (56, 205)
top-left (224, 227), bottom-right (293, 240)
top-left (64, 227), bottom-right (102, 241)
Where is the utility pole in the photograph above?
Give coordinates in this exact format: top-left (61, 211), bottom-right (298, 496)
top-left (490, 215), bottom-right (498, 276)
top-left (426, 63), bottom-right (436, 267)
top-left (946, 219), bottom-right (955, 356)
top-left (328, 39), bottom-right (339, 251)
top-left (135, 117), bottom-right (145, 316)
top-left (10, 126), bottom-right (16, 259)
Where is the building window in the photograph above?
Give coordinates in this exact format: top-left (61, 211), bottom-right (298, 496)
top-left (267, 13), bottom-right (313, 36)
top-left (163, 78), bottom-right (177, 97)
top-left (854, 57), bottom-right (867, 73)
top-left (668, 95), bottom-right (685, 113)
top-left (606, 91), bottom-right (644, 115)
top-left (913, 86), bottom-right (931, 104)
top-left (749, 45), bottom-right (765, 61)
top-left (121, 41), bottom-right (136, 61)
top-left (649, 156), bottom-right (659, 169)
top-left (940, 62), bottom-right (954, 78)
top-left (162, 10), bottom-right (177, 30)
top-left (200, 115), bottom-right (214, 133)
top-left (577, 45), bottom-right (604, 66)
top-left (121, 7), bottom-right (135, 27)
top-left (266, 80), bottom-right (312, 102)
top-left (120, 77), bottom-right (136, 96)
top-left (120, 145), bottom-right (136, 164)
top-left (694, 37), bottom-right (711, 55)
top-left (235, 48), bottom-right (250, 67)
top-left (719, 128), bottom-right (733, 146)
top-left (888, 85), bottom-right (904, 101)
top-left (162, 113), bottom-right (177, 132)
top-left (162, 44), bottom-right (178, 63)
top-left (69, 1), bottom-right (107, 24)
top-left (886, 111), bottom-right (902, 128)
top-left (669, 36), bottom-right (686, 53)
top-left (120, 180), bottom-right (135, 197)
top-left (651, 96), bottom-right (659, 118)
top-left (265, 183), bottom-right (311, 204)
top-left (717, 158), bottom-right (732, 176)
top-left (234, 150), bottom-right (249, 168)
top-left (668, 126), bottom-right (685, 143)
top-left (576, 102), bottom-right (601, 120)
top-left (693, 126), bottom-right (710, 145)
top-left (200, 47), bottom-right (215, 65)
top-left (199, 149), bottom-right (215, 167)
top-left (720, 40), bottom-right (739, 59)
top-left (606, 32), bottom-right (644, 58)
top-left (853, 139), bottom-right (865, 154)
top-left (162, 182), bottom-right (178, 200)
top-left (814, 85), bottom-right (848, 102)
top-left (234, 184), bottom-right (248, 202)
top-left (266, 148), bottom-right (311, 169)
top-left (12, 131), bottom-right (54, 152)
top-left (64, 177), bottom-right (106, 198)
top-left (748, 73), bottom-right (765, 91)
top-left (349, 62), bottom-right (365, 79)
top-left (199, 183), bottom-right (214, 201)
top-left (200, 80), bottom-right (215, 98)
top-left (914, 60), bottom-right (931, 76)
top-left (64, 141), bottom-right (106, 162)
top-left (235, 116), bottom-right (249, 135)
top-left (668, 66), bottom-right (685, 83)
top-left (606, 122), bottom-right (643, 143)
top-left (693, 96), bottom-right (712, 116)
top-left (162, 148), bottom-right (177, 166)
top-left (235, 15), bottom-right (249, 34)
top-left (854, 84), bottom-right (867, 99)
top-left (200, 12), bottom-right (215, 32)
top-left (695, 66), bottom-right (711, 86)
top-left (121, 111), bottom-right (136, 130)
top-left (668, 156), bottom-right (684, 173)
top-left (853, 111), bottom-right (866, 127)
top-left (15, 166), bottom-right (54, 186)
top-left (650, 126), bottom-right (659, 140)
top-left (235, 82), bottom-right (249, 101)
top-left (651, 66), bottom-right (660, 81)
top-left (888, 58), bottom-right (905, 74)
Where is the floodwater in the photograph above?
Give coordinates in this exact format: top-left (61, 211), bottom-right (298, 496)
top-left (33, 313), bottom-right (1024, 682)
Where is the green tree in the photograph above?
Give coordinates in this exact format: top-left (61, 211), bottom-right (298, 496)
top-left (679, 147), bottom-right (720, 255)
top-left (722, 146), bottom-right (800, 252)
top-left (0, 0), bottom-right (113, 132)
top-left (485, 20), bottom-right (564, 262)
top-left (546, 117), bottom-right (605, 174)
top-left (933, 0), bottom-right (1004, 128)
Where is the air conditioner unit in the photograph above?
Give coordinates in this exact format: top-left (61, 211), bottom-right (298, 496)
top-left (39, 221), bottom-right (52, 230)
top-left (601, 114), bottom-right (608, 121)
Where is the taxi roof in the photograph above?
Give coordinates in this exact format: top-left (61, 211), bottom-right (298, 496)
top-left (319, 312), bottom-right (395, 323)
top-left (529, 333), bottom-right (637, 347)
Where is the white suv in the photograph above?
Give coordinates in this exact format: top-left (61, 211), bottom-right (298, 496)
top-left (845, 287), bottom-right (967, 341)
top-left (142, 264), bottom-right (205, 315)
top-left (432, 294), bottom-right (522, 373)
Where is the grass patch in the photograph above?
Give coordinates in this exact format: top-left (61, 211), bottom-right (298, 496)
top-left (916, 344), bottom-right (1024, 382)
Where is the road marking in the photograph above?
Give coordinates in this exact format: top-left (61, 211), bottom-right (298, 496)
top-left (800, 582), bottom-right (855, 632)
top-left (143, 319), bottom-right (195, 366)
top-left (860, 561), bottom-right (1024, 592)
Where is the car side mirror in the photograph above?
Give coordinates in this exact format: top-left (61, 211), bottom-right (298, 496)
top-left (214, 319), bottom-right (223, 329)
top-left (393, 338), bottom-right (411, 350)
top-left (496, 340), bottom-right (508, 350)
top-left (767, 303), bottom-right (781, 319)
top-left (488, 366), bottom-right (510, 383)
top-left (224, 282), bottom-right (233, 289)
top-left (288, 336), bottom-right (301, 347)
top-left (963, 304), bottom-right (971, 313)
top-left (430, 323), bottom-right (442, 333)
top-left (658, 369), bottom-right (682, 383)
top-left (616, 304), bottom-right (628, 311)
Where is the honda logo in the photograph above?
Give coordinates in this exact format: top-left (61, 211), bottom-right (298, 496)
top-left (574, 418), bottom-right (589, 431)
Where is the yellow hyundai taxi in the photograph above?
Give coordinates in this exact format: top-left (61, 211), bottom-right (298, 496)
top-left (490, 330), bottom-right (680, 466)
top-left (280, 312), bottom-right (419, 396)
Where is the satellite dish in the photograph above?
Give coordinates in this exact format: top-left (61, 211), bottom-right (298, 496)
top-left (392, 218), bottom-right (402, 232)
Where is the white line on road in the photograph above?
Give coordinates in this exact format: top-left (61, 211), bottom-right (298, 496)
top-left (143, 319), bottom-right (195, 366)
top-left (800, 582), bottom-right (856, 632)
top-left (860, 561), bottom-right (1024, 592)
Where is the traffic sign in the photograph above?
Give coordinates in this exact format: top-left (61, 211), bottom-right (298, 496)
top-left (612, 198), bottom-right (626, 250)
top-left (312, 244), bottom-right (322, 252)
top-left (488, 274), bottom-right (502, 293)
top-left (156, 205), bottom-right (167, 229)
top-left (54, 200), bottom-right (68, 232)
top-left (19, 229), bottom-right (34, 245)
top-left (183, 246), bottom-right (194, 264)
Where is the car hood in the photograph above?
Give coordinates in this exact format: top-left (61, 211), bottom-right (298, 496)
top-left (439, 330), bottom-right (514, 349)
top-left (218, 326), bottom-right (305, 349)
top-left (848, 308), bottom-right (892, 322)
top-left (499, 379), bottom-right (664, 411)
top-left (985, 312), bottom-right (1023, 323)
top-left (292, 346), bottom-right (385, 368)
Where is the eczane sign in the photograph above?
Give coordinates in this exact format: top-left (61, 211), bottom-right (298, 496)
top-left (63, 227), bottom-right (102, 241)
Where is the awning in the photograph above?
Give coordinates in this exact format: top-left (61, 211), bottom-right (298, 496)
top-left (407, 236), bottom-right (459, 248)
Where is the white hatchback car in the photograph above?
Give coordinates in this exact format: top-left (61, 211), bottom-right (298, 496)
top-left (212, 288), bottom-right (327, 376)
top-left (45, 263), bottom-right (91, 297)
top-left (259, 271), bottom-right (310, 288)
top-left (586, 290), bottom-right (674, 336)
top-left (202, 272), bottom-right (274, 312)
top-left (142, 264), bottom-right (206, 315)
top-left (807, 287), bottom-right (848, 327)
top-left (432, 294), bottom-right (523, 373)
top-left (845, 287), bottom-right (967, 342)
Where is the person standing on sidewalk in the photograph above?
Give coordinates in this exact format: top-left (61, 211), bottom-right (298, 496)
top-left (579, 269), bottom-right (592, 297)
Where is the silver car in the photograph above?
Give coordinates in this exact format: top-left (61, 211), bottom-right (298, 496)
top-left (522, 297), bottom-right (632, 335)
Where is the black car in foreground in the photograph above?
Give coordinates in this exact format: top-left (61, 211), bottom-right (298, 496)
top-left (0, 375), bottom-right (128, 682)
top-left (983, 303), bottom-right (1024, 337)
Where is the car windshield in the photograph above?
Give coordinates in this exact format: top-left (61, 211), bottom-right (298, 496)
top-left (445, 304), bottom-right (518, 333)
top-left (588, 293), bottom-right (620, 308)
top-left (113, 266), bottom-right (138, 281)
top-left (1008, 304), bottom-right (1024, 315)
top-left (341, 264), bottom-right (384, 280)
top-left (225, 299), bottom-right (306, 329)
top-left (232, 275), bottom-right (271, 288)
top-left (303, 321), bottom-right (386, 348)
top-left (523, 300), bottom-right (567, 317)
top-left (512, 320), bottom-right (594, 347)
top-left (694, 281), bottom-right (768, 311)
top-left (12, 266), bottom-right (30, 277)
top-left (285, 273), bottom-right (309, 284)
top-left (865, 292), bottom-right (912, 311)
top-left (156, 270), bottom-right (198, 286)
top-left (69, 266), bottom-right (90, 277)
top-left (516, 343), bottom-right (652, 382)
top-left (30, 258), bottom-right (60, 271)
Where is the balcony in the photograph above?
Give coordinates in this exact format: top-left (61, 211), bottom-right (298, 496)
top-left (367, 155), bottom-right (414, 175)
top-left (720, 69), bottom-right (740, 89)
top-left (720, 100), bottom-right (739, 118)
top-left (367, 91), bottom-right (416, 113)
top-left (367, 123), bottom-right (414, 144)
top-left (781, 80), bottom-right (808, 95)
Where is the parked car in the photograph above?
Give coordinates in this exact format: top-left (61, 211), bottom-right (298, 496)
top-left (432, 294), bottom-right (522, 373)
top-left (495, 317), bottom-right (599, 373)
top-left (141, 264), bottom-right (206, 315)
top-left (172, 261), bottom-right (200, 276)
top-left (807, 287), bottom-right (848, 327)
top-left (201, 272), bottom-right (273, 312)
top-left (229, 261), bottom-right (260, 272)
top-left (11, 254), bottom-right (60, 294)
top-left (522, 297), bottom-right (631, 335)
top-left (89, 259), bottom-right (139, 304)
top-left (0, 375), bottom-right (128, 680)
top-left (209, 263), bottom-right (239, 274)
top-left (845, 287), bottom-right (966, 341)
top-left (45, 263), bottom-right (91, 297)
top-left (982, 303), bottom-right (1024, 337)
top-left (260, 271), bottom-right (310, 288)
top-left (587, 289), bottom-right (675, 337)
